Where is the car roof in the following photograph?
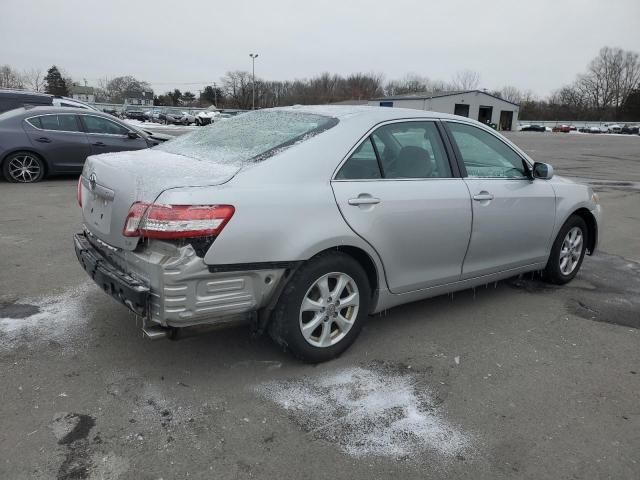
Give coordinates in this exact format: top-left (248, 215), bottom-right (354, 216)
top-left (271, 104), bottom-right (463, 121)
top-left (9, 106), bottom-right (108, 115)
top-left (0, 106), bottom-right (119, 122)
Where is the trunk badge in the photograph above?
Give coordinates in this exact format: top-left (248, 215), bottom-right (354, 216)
top-left (89, 173), bottom-right (97, 190)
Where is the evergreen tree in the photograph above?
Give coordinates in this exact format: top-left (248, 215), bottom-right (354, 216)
top-left (44, 65), bottom-right (69, 96)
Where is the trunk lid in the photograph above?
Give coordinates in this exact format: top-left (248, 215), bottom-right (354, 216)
top-left (80, 149), bottom-right (239, 250)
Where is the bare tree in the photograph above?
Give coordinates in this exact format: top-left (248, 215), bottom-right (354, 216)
top-left (385, 74), bottom-right (431, 96)
top-left (451, 69), bottom-right (480, 90)
top-left (0, 65), bottom-right (24, 89)
top-left (22, 68), bottom-right (44, 92)
top-left (499, 85), bottom-right (523, 104)
top-left (222, 71), bottom-right (253, 109)
top-left (577, 47), bottom-right (640, 115)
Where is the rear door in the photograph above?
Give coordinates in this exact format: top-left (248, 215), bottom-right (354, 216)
top-left (79, 114), bottom-right (147, 155)
top-left (331, 120), bottom-right (472, 294)
top-left (444, 121), bottom-right (556, 279)
top-left (24, 113), bottom-right (91, 172)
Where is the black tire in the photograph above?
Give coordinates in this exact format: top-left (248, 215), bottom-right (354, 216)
top-left (543, 215), bottom-right (588, 285)
top-left (269, 252), bottom-right (371, 363)
top-left (2, 151), bottom-right (46, 183)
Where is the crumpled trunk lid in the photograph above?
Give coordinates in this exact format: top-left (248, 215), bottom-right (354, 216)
top-left (80, 149), bottom-right (240, 251)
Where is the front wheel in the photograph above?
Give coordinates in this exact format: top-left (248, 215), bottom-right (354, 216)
top-left (543, 215), bottom-right (588, 284)
top-left (269, 252), bottom-right (371, 363)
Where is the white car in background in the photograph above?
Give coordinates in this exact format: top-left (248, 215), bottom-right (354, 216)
top-left (195, 106), bottom-right (220, 126)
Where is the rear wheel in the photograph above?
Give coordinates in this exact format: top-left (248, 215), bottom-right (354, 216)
top-left (2, 151), bottom-right (46, 183)
top-left (543, 215), bottom-right (588, 284)
top-left (269, 252), bottom-right (370, 363)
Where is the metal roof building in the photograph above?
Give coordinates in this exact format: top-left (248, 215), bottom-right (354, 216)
top-left (368, 90), bottom-right (519, 131)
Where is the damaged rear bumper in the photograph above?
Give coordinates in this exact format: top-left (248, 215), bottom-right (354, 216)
top-left (74, 233), bottom-right (149, 316)
top-left (74, 231), bottom-right (287, 328)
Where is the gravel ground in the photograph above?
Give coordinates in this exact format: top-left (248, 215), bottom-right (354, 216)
top-left (0, 132), bottom-right (638, 479)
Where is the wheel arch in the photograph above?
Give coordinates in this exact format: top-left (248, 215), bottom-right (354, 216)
top-left (311, 245), bottom-right (380, 297)
top-left (257, 244), bottom-right (382, 333)
top-left (571, 207), bottom-right (598, 255)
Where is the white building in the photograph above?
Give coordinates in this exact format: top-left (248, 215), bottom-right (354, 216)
top-left (368, 90), bottom-right (519, 131)
top-left (124, 90), bottom-right (154, 106)
top-left (69, 85), bottom-right (95, 103)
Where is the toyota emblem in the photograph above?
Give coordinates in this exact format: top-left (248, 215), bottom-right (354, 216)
top-left (89, 173), bottom-right (97, 190)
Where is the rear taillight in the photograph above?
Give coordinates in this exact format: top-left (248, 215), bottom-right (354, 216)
top-left (77, 176), bottom-right (83, 207)
top-left (122, 203), bottom-right (235, 239)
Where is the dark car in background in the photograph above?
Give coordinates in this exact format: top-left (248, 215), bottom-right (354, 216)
top-left (0, 89), bottom-right (98, 114)
top-left (158, 108), bottom-right (193, 125)
top-left (520, 124), bottom-right (546, 132)
top-left (0, 107), bottom-right (156, 183)
top-left (123, 106), bottom-right (146, 121)
top-left (620, 124), bottom-right (639, 135)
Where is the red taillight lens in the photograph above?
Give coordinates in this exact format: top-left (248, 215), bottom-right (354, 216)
top-left (122, 203), bottom-right (235, 239)
top-left (77, 177), bottom-right (83, 207)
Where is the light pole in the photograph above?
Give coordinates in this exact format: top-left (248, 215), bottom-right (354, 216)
top-left (249, 53), bottom-right (259, 110)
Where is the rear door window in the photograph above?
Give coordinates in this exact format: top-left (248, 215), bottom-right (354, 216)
top-left (335, 138), bottom-right (381, 180)
top-left (35, 114), bottom-right (82, 132)
top-left (337, 121), bottom-right (452, 180)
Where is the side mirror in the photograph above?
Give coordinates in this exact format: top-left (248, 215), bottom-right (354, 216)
top-left (532, 162), bottom-right (553, 180)
top-left (127, 131), bottom-right (139, 139)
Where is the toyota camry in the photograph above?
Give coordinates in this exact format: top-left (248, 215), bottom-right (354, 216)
top-left (74, 106), bottom-right (601, 363)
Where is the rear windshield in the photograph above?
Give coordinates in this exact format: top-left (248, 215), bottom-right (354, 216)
top-left (156, 110), bottom-right (338, 164)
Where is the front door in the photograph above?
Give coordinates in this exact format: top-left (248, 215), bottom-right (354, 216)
top-left (445, 121), bottom-right (556, 279)
top-left (79, 114), bottom-right (147, 155)
top-left (24, 113), bottom-right (91, 172)
top-left (332, 120), bottom-right (472, 294)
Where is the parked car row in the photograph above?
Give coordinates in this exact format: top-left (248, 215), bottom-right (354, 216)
top-left (522, 122), bottom-right (640, 135)
top-left (98, 105), bottom-right (245, 126)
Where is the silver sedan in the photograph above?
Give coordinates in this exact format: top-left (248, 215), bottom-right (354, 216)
top-left (74, 106), bottom-right (601, 362)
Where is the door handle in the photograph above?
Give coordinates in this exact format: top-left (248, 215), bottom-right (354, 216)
top-left (348, 196), bottom-right (381, 206)
top-left (472, 192), bottom-right (494, 201)
top-left (35, 137), bottom-right (51, 143)
top-left (93, 142), bottom-right (106, 147)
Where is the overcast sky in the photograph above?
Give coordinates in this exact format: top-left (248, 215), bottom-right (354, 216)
top-left (1, 0), bottom-right (638, 97)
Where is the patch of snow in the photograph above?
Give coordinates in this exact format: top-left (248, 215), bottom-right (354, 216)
top-left (0, 282), bottom-right (98, 351)
top-left (256, 366), bottom-right (474, 460)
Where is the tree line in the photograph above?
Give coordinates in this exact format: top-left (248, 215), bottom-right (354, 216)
top-left (1, 46), bottom-right (638, 120)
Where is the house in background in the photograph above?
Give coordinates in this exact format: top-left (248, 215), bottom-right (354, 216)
top-left (124, 90), bottom-right (154, 106)
top-left (69, 85), bottom-right (95, 103)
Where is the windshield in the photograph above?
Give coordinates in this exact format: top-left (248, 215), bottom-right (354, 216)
top-left (156, 109), bottom-right (338, 165)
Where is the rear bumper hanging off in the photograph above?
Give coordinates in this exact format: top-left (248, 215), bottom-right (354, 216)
top-left (74, 233), bottom-right (149, 316)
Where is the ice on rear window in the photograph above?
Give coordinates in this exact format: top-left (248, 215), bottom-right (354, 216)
top-left (155, 110), bottom-right (337, 165)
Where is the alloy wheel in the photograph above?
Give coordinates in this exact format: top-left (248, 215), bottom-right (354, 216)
top-left (299, 272), bottom-right (360, 348)
top-left (559, 226), bottom-right (583, 275)
top-left (8, 154), bottom-right (41, 183)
